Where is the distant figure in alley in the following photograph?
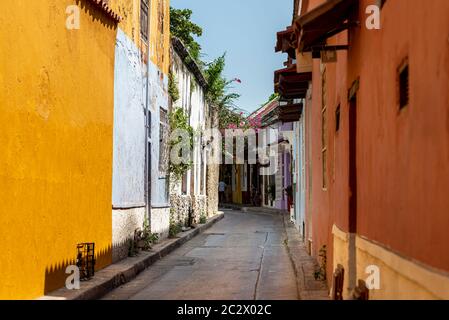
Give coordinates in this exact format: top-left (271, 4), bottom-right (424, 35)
top-left (218, 181), bottom-right (226, 205)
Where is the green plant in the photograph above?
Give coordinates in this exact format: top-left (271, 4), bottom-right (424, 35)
top-left (170, 6), bottom-right (242, 132)
top-left (170, 7), bottom-right (241, 129)
top-left (314, 245), bottom-right (327, 281)
top-left (169, 210), bottom-right (183, 238)
top-left (203, 54), bottom-right (241, 128)
top-left (168, 70), bottom-right (180, 102)
top-left (141, 217), bottom-right (159, 250)
top-left (128, 218), bottom-right (159, 256)
top-left (169, 219), bottom-right (183, 238)
top-left (168, 108), bottom-right (194, 181)
top-left (260, 93), bottom-right (279, 107)
top-left (170, 7), bottom-right (203, 63)
top-left (199, 212), bottom-right (207, 224)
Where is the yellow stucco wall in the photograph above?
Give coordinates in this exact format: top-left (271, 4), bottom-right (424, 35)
top-left (109, 0), bottom-right (170, 74)
top-left (149, 0), bottom-right (170, 75)
top-left (331, 225), bottom-right (350, 299)
top-left (0, 0), bottom-right (117, 299)
top-left (355, 236), bottom-right (449, 300)
top-left (331, 225), bottom-right (449, 300)
top-left (109, 0), bottom-right (141, 45)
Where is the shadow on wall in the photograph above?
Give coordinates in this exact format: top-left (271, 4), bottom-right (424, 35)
top-left (44, 233), bottom-right (175, 294)
top-left (44, 244), bottom-right (113, 294)
top-left (76, 0), bottom-right (119, 30)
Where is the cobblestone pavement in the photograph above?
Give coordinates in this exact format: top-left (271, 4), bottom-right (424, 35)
top-left (102, 210), bottom-right (300, 300)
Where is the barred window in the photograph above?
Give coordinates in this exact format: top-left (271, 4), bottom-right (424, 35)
top-left (141, 0), bottom-right (149, 43)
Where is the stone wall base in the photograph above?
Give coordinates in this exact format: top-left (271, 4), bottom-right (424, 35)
top-left (170, 194), bottom-right (208, 226)
top-left (170, 194), bottom-right (191, 226)
top-left (150, 207), bottom-right (170, 240)
top-left (112, 207), bottom-right (146, 263)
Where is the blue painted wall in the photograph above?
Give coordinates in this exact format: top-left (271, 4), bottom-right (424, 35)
top-left (148, 61), bottom-right (170, 207)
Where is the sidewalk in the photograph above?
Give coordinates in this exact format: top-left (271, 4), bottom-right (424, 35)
top-left (281, 213), bottom-right (330, 300)
top-left (39, 212), bottom-right (224, 300)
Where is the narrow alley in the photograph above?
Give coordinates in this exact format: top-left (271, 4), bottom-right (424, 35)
top-left (102, 210), bottom-right (298, 300)
top-left (2, 0), bottom-right (449, 304)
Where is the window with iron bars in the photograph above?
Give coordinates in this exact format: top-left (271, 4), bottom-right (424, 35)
top-left (141, 0), bottom-right (149, 43)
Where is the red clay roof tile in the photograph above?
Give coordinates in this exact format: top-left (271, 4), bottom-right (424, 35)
top-left (88, 0), bottom-right (122, 23)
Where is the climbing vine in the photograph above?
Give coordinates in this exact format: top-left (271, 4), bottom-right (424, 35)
top-left (170, 7), bottom-right (243, 130)
top-left (168, 70), bottom-right (180, 103)
top-left (168, 107), bottom-right (194, 181)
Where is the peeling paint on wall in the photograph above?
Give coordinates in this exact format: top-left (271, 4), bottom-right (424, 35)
top-left (112, 28), bottom-right (146, 208)
top-left (149, 61), bottom-right (170, 207)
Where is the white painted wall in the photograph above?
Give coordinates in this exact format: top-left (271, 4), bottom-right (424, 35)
top-left (292, 112), bottom-right (306, 236)
top-left (171, 49), bottom-right (208, 197)
top-left (112, 28), bottom-right (147, 261)
top-left (112, 28), bottom-right (146, 208)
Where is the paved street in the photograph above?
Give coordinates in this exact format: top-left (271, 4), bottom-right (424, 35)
top-left (102, 210), bottom-right (299, 300)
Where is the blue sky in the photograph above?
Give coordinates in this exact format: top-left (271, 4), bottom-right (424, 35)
top-left (171, 0), bottom-right (293, 113)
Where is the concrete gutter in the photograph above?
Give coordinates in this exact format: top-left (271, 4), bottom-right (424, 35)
top-left (281, 213), bottom-right (330, 300)
top-left (39, 212), bottom-right (225, 300)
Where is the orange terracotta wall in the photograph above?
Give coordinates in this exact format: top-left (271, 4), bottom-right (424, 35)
top-left (304, 0), bottom-right (349, 281)
top-left (306, 0), bottom-right (449, 282)
top-left (348, 0), bottom-right (449, 272)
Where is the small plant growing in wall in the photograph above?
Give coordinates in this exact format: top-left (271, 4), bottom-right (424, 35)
top-left (128, 217), bottom-right (159, 257)
top-left (169, 217), bottom-right (183, 238)
top-left (169, 209), bottom-right (183, 238)
top-left (168, 70), bottom-right (180, 103)
top-left (140, 217), bottom-right (159, 250)
top-left (199, 211), bottom-right (207, 224)
top-left (314, 245), bottom-right (327, 281)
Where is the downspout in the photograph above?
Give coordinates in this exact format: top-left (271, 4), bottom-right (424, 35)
top-left (144, 0), bottom-right (153, 228)
top-left (145, 62), bottom-right (151, 229)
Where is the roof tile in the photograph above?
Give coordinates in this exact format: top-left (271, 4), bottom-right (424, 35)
top-left (88, 0), bottom-right (122, 23)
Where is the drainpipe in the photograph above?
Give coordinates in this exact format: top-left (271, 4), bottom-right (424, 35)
top-left (145, 62), bottom-right (151, 229)
top-left (144, 1), bottom-right (153, 229)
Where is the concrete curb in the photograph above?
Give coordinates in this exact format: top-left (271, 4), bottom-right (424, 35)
top-left (40, 212), bottom-right (225, 300)
top-left (281, 213), bottom-right (330, 300)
